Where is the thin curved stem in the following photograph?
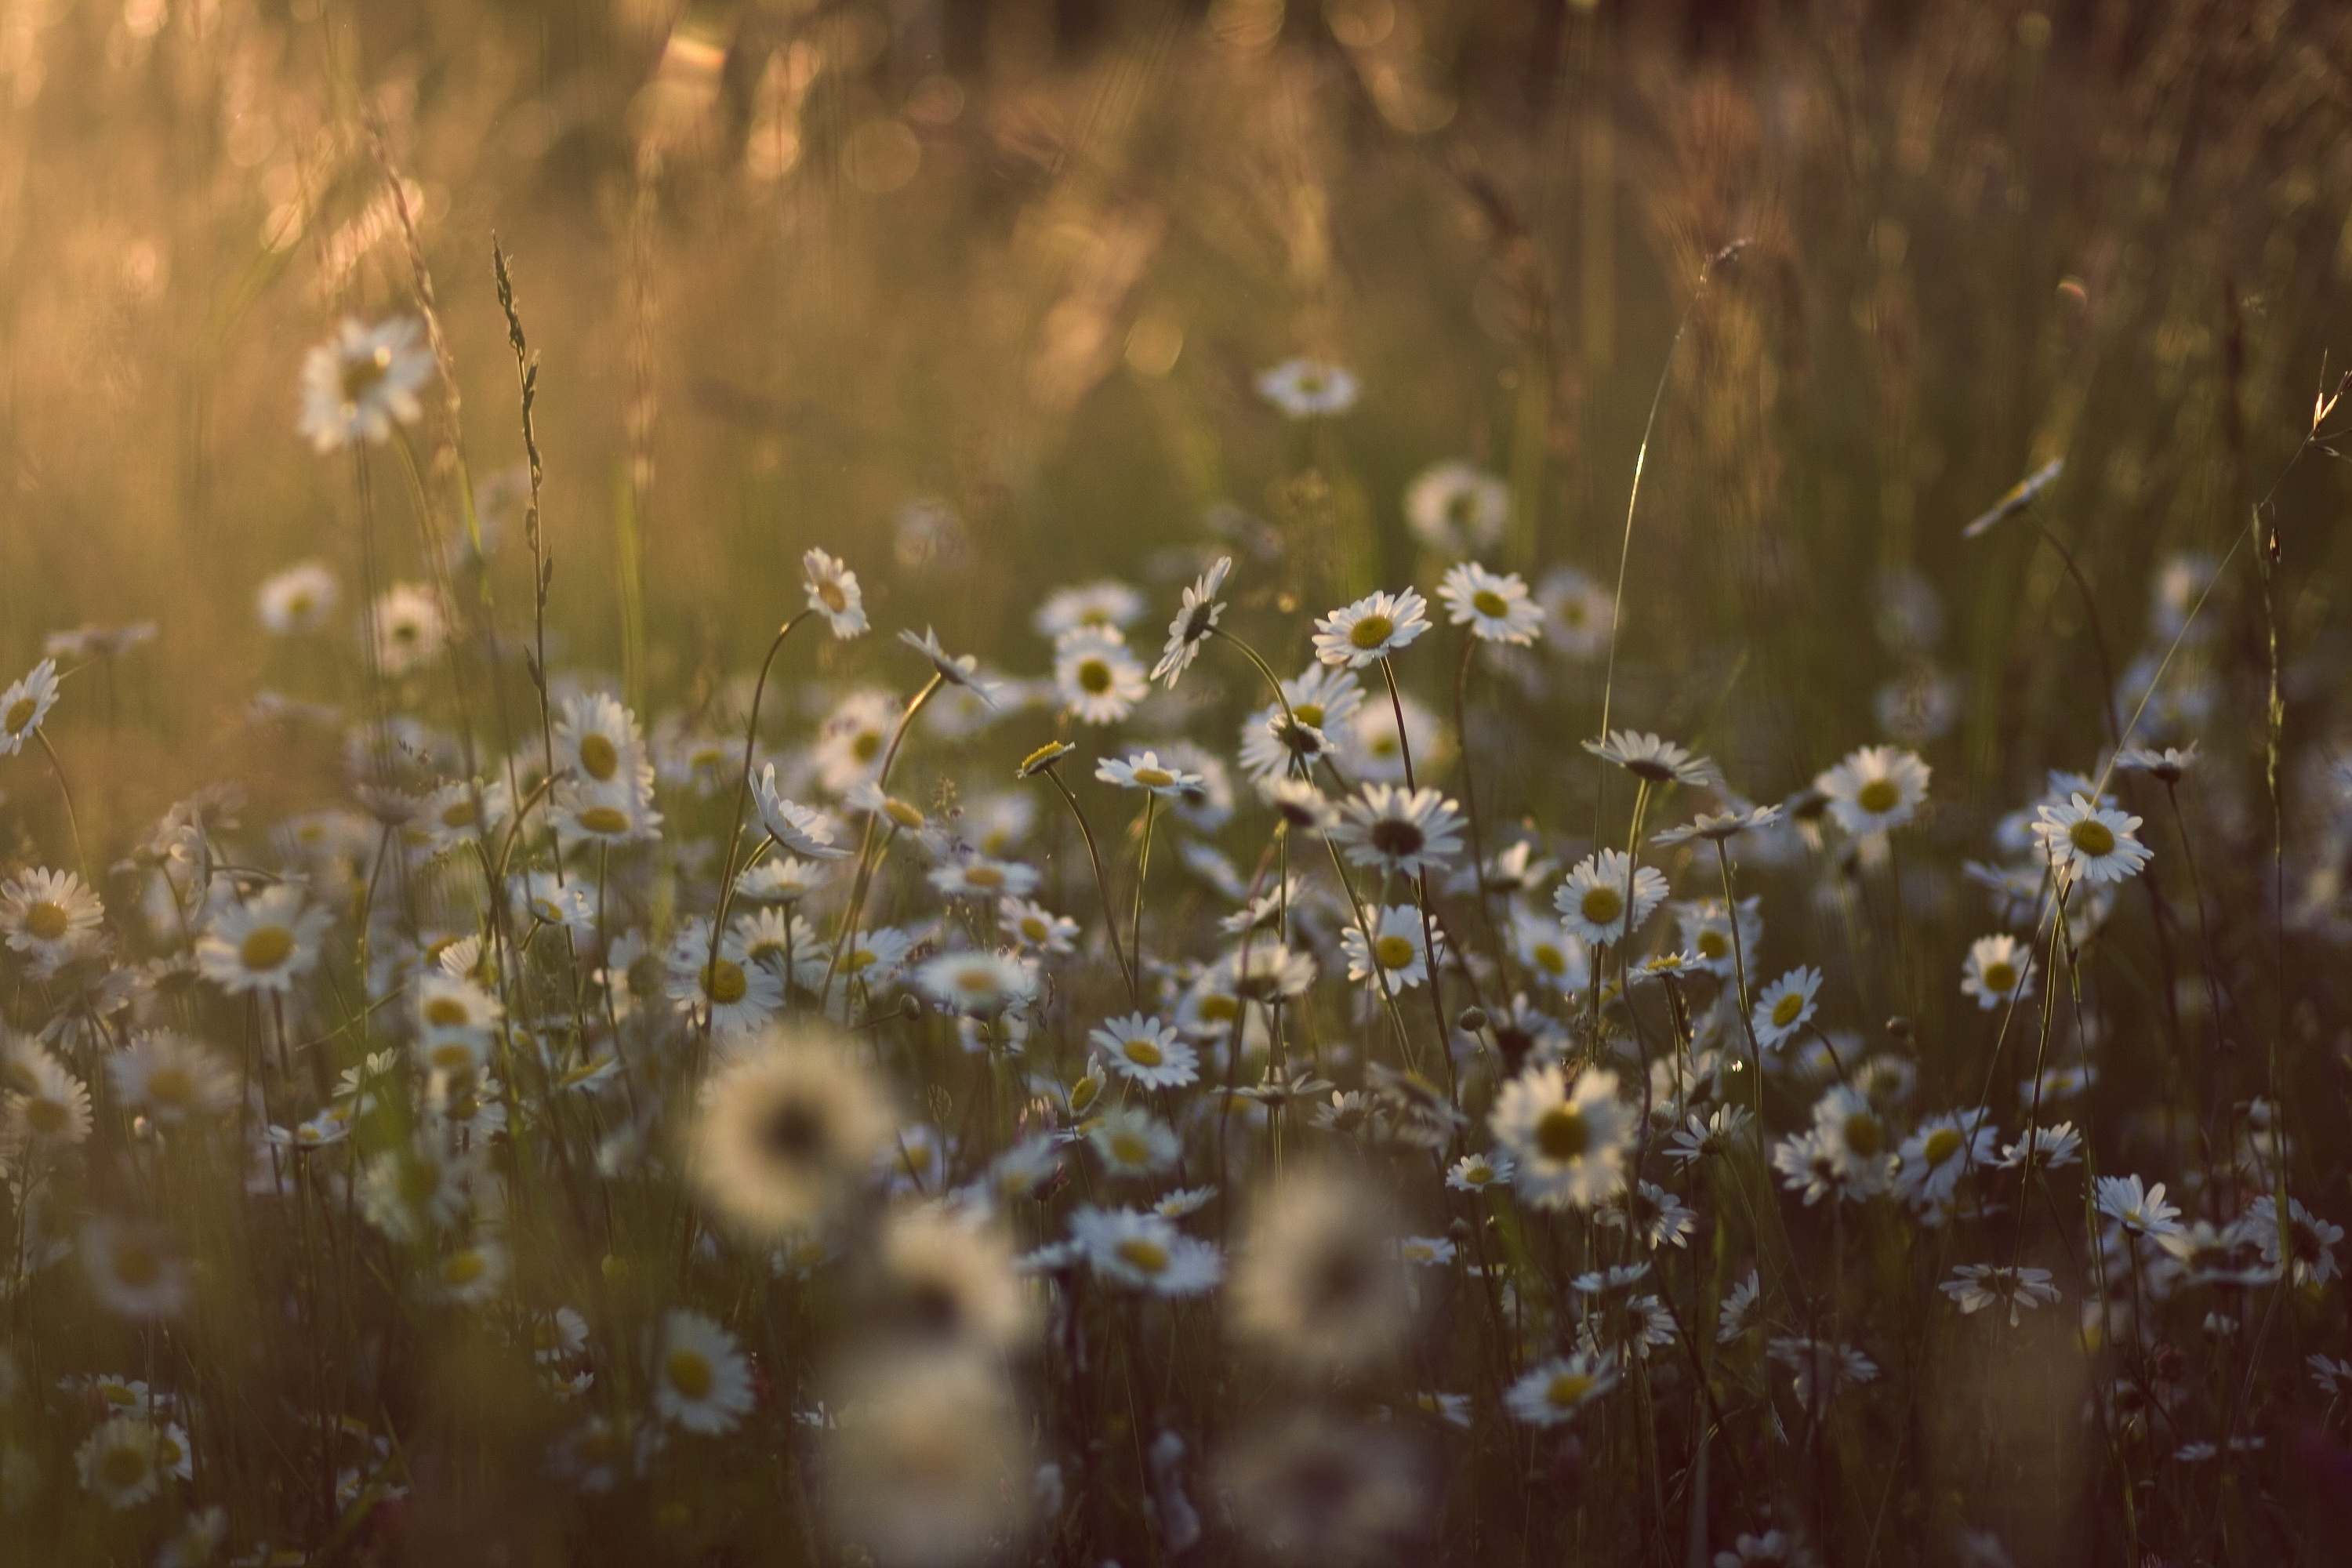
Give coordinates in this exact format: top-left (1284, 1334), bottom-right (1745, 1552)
top-left (1042, 770), bottom-right (1139, 1004)
top-left (33, 730), bottom-right (86, 880)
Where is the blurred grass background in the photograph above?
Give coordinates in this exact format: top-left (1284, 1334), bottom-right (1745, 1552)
top-left (1, 0), bottom-right (2350, 846)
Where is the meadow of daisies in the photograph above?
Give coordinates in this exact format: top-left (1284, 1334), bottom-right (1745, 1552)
top-left (3, 3), bottom-right (2352, 1566)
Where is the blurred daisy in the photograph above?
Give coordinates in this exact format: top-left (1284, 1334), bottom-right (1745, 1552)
top-left (1070, 1206), bottom-right (1222, 1294)
top-left (752, 768), bottom-right (853, 859)
top-left (654, 1310), bottom-right (754, 1435)
top-left (1313, 587), bottom-right (1430, 669)
top-left (1744, 968), bottom-right (1821, 1054)
top-left (1996, 1121), bottom-right (2082, 1171)
top-left (1653, 803), bottom-right (1785, 847)
top-left (1540, 565), bottom-right (1614, 659)
top-left (108, 1031), bottom-right (237, 1127)
top-left (554, 691), bottom-right (648, 796)
top-left (1229, 1169), bottom-right (1413, 1371)
top-left (76, 1414), bottom-right (165, 1509)
top-left (1666, 1105), bottom-right (1754, 1166)
top-left (2032, 793), bottom-right (2151, 883)
top-left (815, 689), bottom-right (898, 795)
top-left (1960, 933), bottom-right (2034, 1010)
top-left (2244, 1195), bottom-right (2342, 1287)
top-left (1239, 664), bottom-right (1363, 779)
top-left (999, 897), bottom-right (1078, 955)
top-left (0, 867), bottom-right (103, 974)
top-left (1510, 909), bottom-right (1589, 996)
top-left (1768, 1336), bottom-right (1878, 1406)
top-left (1341, 905), bottom-right (1437, 991)
top-left (1446, 1151), bottom-right (1513, 1192)
top-left (1584, 730), bottom-right (1716, 788)
top-left (1505, 1353), bottom-right (1617, 1427)
top-left (928, 856), bottom-right (1039, 901)
top-left (299, 315), bottom-right (432, 451)
top-left (1940, 1264), bottom-right (2061, 1327)
top-left (826, 1352), bottom-right (1033, 1566)
top-left (1672, 896), bottom-right (1759, 979)
top-left (1095, 750), bottom-right (1202, 796)
top-left (372, 583), bottom-right (446, 677)
top-left (1490, 1064), bottom-right (1632, 1210)
top-left (879, 1209), bottom-right (1036, 1352)
top-left (1405, 461), bottom-right (1508, 557)
top-left (1091, 1014), bottom-right (1197, 1089)
top-left (802, 547), bottom-right (869, 637)
top-left (0, 658), bottom-right (62, 755)
top-left (1717, 1271), bottom-right (1762, 1344)
top-left (1811, 1086), bottom-right (1896, 1196)
top-left (1087, 1106), bottom-right (1180, 1177)
top-left (1036, 579), bottom-right (1143, 639)
top-left (432, 1241), bottom-right (510, 1307)
top-left (915, 951), bottom-right (1037, 1018)
top-left (689, 1026), bottom-right (895, 1241)
top-left (666, 922), bottom-right (785, 1036)
top-left (2094, 1174), bottom-right (2180, 1240)
top-left (1437, 563), bottom-right (1542, 644)
top-left (1054, 626), bottom-right (1148, 724)
top-left (1330, 785), bottom-right (1465, 878)
top-left (1152, 556), bottom-right (1232, 688)
top-left (1815, 745), bottom-right (1930, 835)
top-left (82, 1219), bottom-right (189, 1319)
top-left (196, 885), bottom-right (330, 996)
top-left (5, 1044), bottom-right (92, 1149)
top-left (1218, 1412), bottom-right (1431, 1566)
top-left (1555, 850), bottom-right (1668, 946)
top-left (1257, 358), bottom-right (1359, 418)
top-left (899, 627), bottom-right (1000, 706)
top-left (1894, 1111), bottom-right (1995, 1210)
top-left (257, 561), bottom-right (339, 633)
top-left (2115, 742), bottom-right (2198, 784)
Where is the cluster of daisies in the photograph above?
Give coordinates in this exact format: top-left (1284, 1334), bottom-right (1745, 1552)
top-left (0, 319), bottom-right (2339, 1568)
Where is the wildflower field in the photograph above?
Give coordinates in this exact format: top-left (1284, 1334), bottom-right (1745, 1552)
top-left (4, 0), bottom-right (2352, 1563)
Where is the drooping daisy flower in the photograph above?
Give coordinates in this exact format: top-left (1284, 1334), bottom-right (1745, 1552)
top-left (2243, 1195), bottom-right (2343, 1287)
top-left (1328, 784), bottom-right (1465, 879)
top-left (1405, 461), bottom-right (1509, 557)
top-left (1996, 1122), bottom-right (2082, 1171)
top-left (1584, 730), bottom-right (1717, 788)
top-left (1436, 563), bottom-right (1544, 644)
top-left (1717, 1271), bottom-right (1762, 1344)
top-left (1227, 1169), bottom-right (1412, 1371)
top-left (2094, 1174), bottom-right (2181, 1240)
top-left (1091, 1014), bottom-right (1198, 1089)
top-left (751, 768), bottom-right (852, 859)
top-left (1256, 358), bottom-right (1359, 418)
top-left (1666, 1105), bottom-right (1755, 1166)
top-left (299, 315), bottom-right (433, 451)
top-left (0, 867), bottom-right (104, 974)
top-left (1504, 1353), bottom-right (1617, 1428)
top-left (0, 658), bottom-right (62, 756)
top-left (1312, 587), bottom-right (1431, 669)
top-left (1340, 905), bottom-right (1437, 991)
top-left (1554, 849), bottom-right (1668, 946)
top-left (688, 1026), bottom-right (895, 1241)
top-left (1651, 802), bottom-right (1786, 847)
top-left (1237, 664), bottom-right (1363, 780)
top-left (1094, 750), bottom-right (1203, 796)
top-left (801, 547), bottom-right (869, 637)
top-left (76, 1415), bottom-right (165, 1509)
top-left (108, 1031), bottom-right (238, 1127)
top-left (914, 950), bottom-right (1038, 1018)
top-left (1749, 965), bottom-right (1823, 1051)
top-left (1940, 1264), bottom-right (2062, 1327)
top-left (82, 1219), bottom-right (190, 1319)
top-left (195, 885), bottom-right (331, 996)
top-left (2032, 793), bottom-right (2152, 883)
top-left (898, 626), bottom-right (1000, 706)
top-left (2115, 742), bottom-right (2198, 784)
top-left (1768, 1336), bottom-right (1878, 1407)
top-left (1151, 556), bottom-right (1232, 688)
top-left (256, 561), bottom-right (339, 633)
top-left (1489, 1064), bottom-right (1632, 1210)
top-left (654, 1310), bottom-right (755, 1435)
top-left (1054, 626), bottom-right (1149, 724)
top-left (1671, 896), bottom-right (1759, 979)
top-left (1815, 745), bottom-right (1930, 835)
top-left (1069, 1206), bottom-right (1222, 1295)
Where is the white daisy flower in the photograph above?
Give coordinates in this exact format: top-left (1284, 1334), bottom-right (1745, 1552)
top-left (898, 626), bottom-right (1000, 705)
top-left (750, 767), bottom-right (852, 859)
top-left (1716, 1270), bottom-right (1762, 1344)
top-left (1436, 563), bottom-right (1543, 644)
top-left (2244, 1195), bottom-right (2343, 1287)
top-left (2031, 793), bottom-right (2152, 883)
top-left (76, 1415), bottom-right (165, 1509)
top-left (0, 867), bottom-right (104, 974)
top-left (1539, 564), bottom-right (1615, 659)
top-left (1810, 1085), bottom-right (1896, 1197)
top-left (999, 897), bottom-right (1078, 954)
top-left (801, 547), bottom-right (869, 637)
top-left (877, 1208), bottom-right (1036, 1352)
top-left (2094, 1174), bottom-right (2181, 1240)
top-left (1893, 1110), bottom-right (1995, 1211)
top-left (108, 1031), bottom-right (238, 1127)
top-left (1939, 1264), bottom-right (2061, 1327)
top-left (1665, 1105), bottom-right (1754, 1166)
top-left (1815, 745), bottom-right (1931, 835)
top-left (1087, 1106), bottom-right (1181, 1177)
top-left (1510, 908), bottom-right (1590, 996)
top-left (1340, 904), bottom-right (1437, 991)
top-left (1671, 896), bottom-right (1759, 979)
top-left (666, 921), bottom-right (785, 1036)
top-left (554, 691), bottom-right (649, 797)
top-left (1312, 587), bottom-right (1431, 669)
top-left (0, 658), bottom-right (63, 755)
top-left (256, 561), bottom-right (339, 634)
top-left (1583, 730), bottom-right (1717, 788)
top-left (195, 885), bottom-right (331, 996)
top-left (82, 1218), bottom-right (190, 1319)
top-left (814, 689), bottom-right (898, 795)
top-left (1554, 849), bottom-right (1668, 947)
top-left (1054, 626), bottom-right (1149, 724)
top-left (1767, 1336), bottom-right (1878, 1406)
top-left (1069, 1206), bottom-right (1222, 1295)
top-left (1504, 1353), bottom-right (1616, 1427)
top-left (1328, 784), bottom-right (1465, 878)
top-left (1151, 556), bottom-right (1232, 687)
top-left (1036, 579), bottom-right (1144, 640)
top-left (431, 1241), bottom-right (510, 1307)
top-left (1256, 358), bottom-right (1359, 418)
top-left (1091, 1014), bottom-right (1197, 1089)
top-left (299, 315), bottom-right (433, 451)
top-left (1238, 665), bottom-right (1363, 780)
top-left (1489, 1064), bottom-right (1632, 1210)
top-left (1405, 460), bottom-right (1509, 557)
top-left (1228, 1170), bottom-right (1412, 1370)
top-left (1652, 802), bottom-right (1785, 847)
top-left (1750, 965), bottom-right (1824, 1051)
top-left (371, 583), bottom-right (446, 677)
top-left (1094, 750), bottom-right (1203, 796)
top-left (914, 950), bottom-right (1038, 1018)
top-left (4, 1040), bottom-right (91, 1149)
top-left (1996, 1121), bottom-right (2082, 1171)
top-left (1445, 1151), bottom-right (1514, 1192)
top-left (927, 856), bottom-right (1040, 901)
top-left (1155, 1185), bottom-right (1218, 1219)
top-left (1959, 933), bottom-right (2034, 1010)
top-left (2115, 741), bottom-right (2198, 784)
top-left (688, 1026), bottom-right (896, 1241)
top-left (654, 1310), bottom-right (755, 1435)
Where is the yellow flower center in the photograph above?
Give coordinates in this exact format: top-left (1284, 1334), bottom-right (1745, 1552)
top-left (111, 1240), bottom-right (161, 1289)
top-left (440, 798), bottom-right (477, 828)
top-left (1843, 1113), bottom-right (1883, 1157)
top-left (146, 1066), bottom-right (194, 1108)
top-left (1133, 768), bottom-right (1174, 789)
top-left (579, 732), bottom-right (621, 782)
top-left (3, 696), bottom-right (34, 735)
top-left (1533, 942), bottom-right (1564, 975)
top-left (100, 1443), bottom-right (152, 1490)
top-left (1020, 916), bottom-right (1048, 942)
top-left (1472, 589), bottom-right (1508, 618)
top-left (1547, 1372), bottom-right (1595, 1408)
top-left (24, 902), bottom-right (70, 942)
top-left (1923, 1127), bottom-right (1963, 1166)
top-left (1116, 1238), bottom-right (1170, 1274)
top-left (25, 1097), bottom-right (68, 1134)
top-left (818, 579), bottom-right (848, 612)
top-left (442, 1250), bottom-right (489, 1286)
top-left (1197, 994), bottom-right (1239, 1022)
top-left (240, 925), bottom-right (296, 972)
top-left (1121, 1039), bottom-right (1164, 1068)
top-left (2068, 818), bottom-right (2116, 857)
top-left (666, 1348), bottom-right (714, 1401)
top-left (1697, 931), bottom-right (1729, 960)
top-left (1579, 886), bottom-right (1624, 926)
top-left (703, 960), bottom-right (748, 1005)
top-left (1374, 934), bottom-right (1416, 970)
top-left (1348, 614), bottom-right (1395, 650)
top-left (964, 865), bottom-right (1005, 888)
top-left (578, 806), bottom-right (630, 836)
top-left (884, 798), bottom-right (926, 829)
top-left (1294, 702), bottom-right (1325, 728)
top-left (1109, 1132), bottom-right (1150, 1166)
top-left (1770, 992), bottom-right (1806, 1029)
top-left (1534, 1105), bottom-right (1589, 1160)
top-left (1856, 778), bottom-right (1901, 815)
top-left (1982, 961), bottom-right (2017, 994)
top-left (425, 997), bottom-right (472, 1029)
top-left (1079, 659), bottom-right (1112, 695)
top-left (339, 345), bottom-right (393, 405)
